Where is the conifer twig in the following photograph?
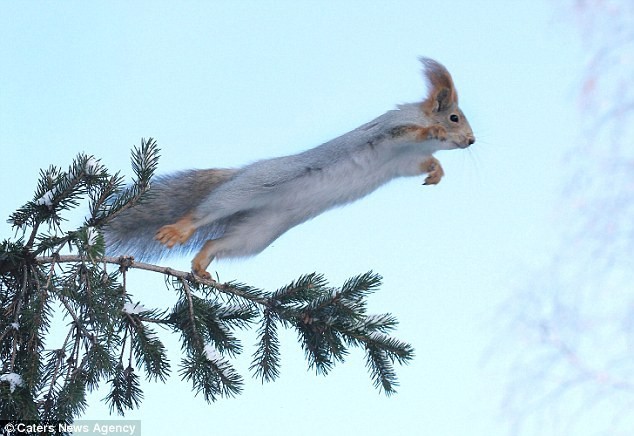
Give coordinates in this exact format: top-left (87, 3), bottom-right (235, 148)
top-left (180, 277), bottom-right (203, 349)
top-left (36, 255), bottom-right (267, 304)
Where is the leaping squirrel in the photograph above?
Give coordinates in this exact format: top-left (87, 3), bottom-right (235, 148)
top-left (105, 57), bottom-right (475, 279)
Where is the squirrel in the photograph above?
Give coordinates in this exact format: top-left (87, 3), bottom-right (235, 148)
top-left (105, 57), bottom-right (475, 279)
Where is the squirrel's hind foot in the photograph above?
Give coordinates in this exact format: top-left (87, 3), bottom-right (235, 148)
top-left (191, 240), bottom-right (217, 280)
top-left (192, 267), bottom-right (212, 281)
top-left (155, 213), bottom-right (196, 248)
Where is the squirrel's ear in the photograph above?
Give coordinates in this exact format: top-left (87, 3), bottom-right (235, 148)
top-left (419, 57), bottom-right (458, 114)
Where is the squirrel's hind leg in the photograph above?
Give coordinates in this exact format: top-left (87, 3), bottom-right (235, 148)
top-left (155, 212), bottom-right (197, 248)
top-left (191, 240), bottom-right (218, 280)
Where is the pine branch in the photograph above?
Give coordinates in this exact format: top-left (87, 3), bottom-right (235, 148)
top-left (250, 309), bottom-right (281, 383)
top-left (104, 364), bottom-right (143, 415)
top-left (270, 272), bottom-right (327, 305)
top-left (365, 344), bottom-right (400, 395)
top-left (180, 347), bottom-right (243, 403)
top-left (98, 138), bottom-right (159, 226)
top-left (83, 342), bottom-right (118, 392)
top-left (125, 312), bottom-right (170, 382)
top-left (339, 271), bottom-right (383, 302)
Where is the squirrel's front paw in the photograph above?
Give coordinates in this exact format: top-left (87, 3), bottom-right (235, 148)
top-left (421, 157), bottom-right (444, 185)
top-left (418, 125), bottom-right (448, 142)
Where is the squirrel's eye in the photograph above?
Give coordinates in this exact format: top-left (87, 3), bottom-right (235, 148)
top-left (449, 114), bottom-right (460, 123)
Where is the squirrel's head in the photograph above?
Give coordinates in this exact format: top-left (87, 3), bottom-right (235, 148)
top-left (420, 57), bottom-right (475, 149)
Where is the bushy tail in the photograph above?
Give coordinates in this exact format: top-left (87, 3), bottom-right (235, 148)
top-left (104, 168), bottom-right (236, 261)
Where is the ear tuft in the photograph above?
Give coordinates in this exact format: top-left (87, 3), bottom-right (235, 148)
top-left (419, 57), bottom-right (458, 114)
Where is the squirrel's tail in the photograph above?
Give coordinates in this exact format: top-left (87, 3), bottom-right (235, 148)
top-left (104, 168), bottom-right (236, 261)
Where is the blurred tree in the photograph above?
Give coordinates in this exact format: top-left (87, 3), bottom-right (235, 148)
top-left (503, 1), bottom-right (634, 434)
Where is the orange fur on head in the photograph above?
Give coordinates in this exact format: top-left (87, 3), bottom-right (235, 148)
top-left (420, 57), bottom-right (458, 115)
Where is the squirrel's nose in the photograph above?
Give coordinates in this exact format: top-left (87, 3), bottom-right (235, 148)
top-left (468, 136), bottom-right (475, 146)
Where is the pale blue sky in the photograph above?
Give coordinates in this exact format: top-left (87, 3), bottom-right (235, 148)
top-left (1, 1), bottom-right (585, 435)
